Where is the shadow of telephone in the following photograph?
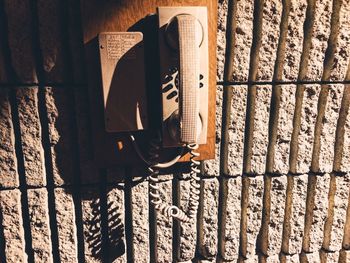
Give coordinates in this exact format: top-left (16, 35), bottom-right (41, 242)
top-left (97, 7), bottom-right (209, 222)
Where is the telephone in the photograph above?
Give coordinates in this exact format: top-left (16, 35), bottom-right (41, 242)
top-left (89, 6), bottom-right (211, 222)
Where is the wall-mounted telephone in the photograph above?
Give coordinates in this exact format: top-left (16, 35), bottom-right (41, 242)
top-left (83, 4), bottom-right (215, 222)
top-left (97, 7), bottom-right (209, 221)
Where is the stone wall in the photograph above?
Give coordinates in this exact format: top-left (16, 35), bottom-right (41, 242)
top-left (0, 0), bottom-right (349, 262)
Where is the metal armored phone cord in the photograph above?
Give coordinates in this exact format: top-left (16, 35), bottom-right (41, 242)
top-left (130, 135), bottom-right (201, 222)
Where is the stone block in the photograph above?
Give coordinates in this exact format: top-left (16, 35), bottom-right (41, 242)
top-left (27, 188), bottom-right (53, 263)
top-left (272, 86), bottom-right (296, 175)
top-left (16, 88), bottom-right (46, 186)
top-left (304, 0), bottom-right (332, 81)
top-left (245, 176), bottom-right (264, 258)
top-left (132, 181), bottom-right (149, 263)
top-left (296, 85), bottom-right (321, 174)
top-left (80, 187), bottom-right (102, 262)
top-left (326, 174), bottom-right (350, 251)
top-left (4, 0), bottom-right (37, 82)
top-left (177, 180), bottom-right (197, 261)
top-left (256, 0), bottom-right (282, 81)
top-left (286, 174), bottom-right (308, 255)
top-left (318, 85), bottom-right (344, 173)
top-left (222, 177), bottom-right (241, 261)
top-left (330, 0), bottom-right (350, 81)
top-left (45, 87), bottom-right (75, 186)
top-left (198, 178), bottom-right (219, 259)
top-left (267, 176), bottom-right (287, 256)
top-left (0, 89), bottom-right (19, 188)
top-left (155, 180), bottom-right (172, 263)
top-left (307, 174), bottom-right (331, 253)
top-left (227, 86), bottom-right (247, 176)
top-left (0, 190), bottom-right (27, 262)
top-left (230, 0), bottom-right (254, 82)
top-left (282, 0), bottom-right (307, 81)
top-left (217, 0), bottom-right (228, 81)
top-left (37, 0), bottom-right (66, 82)
top-left (340, 98), bottom-right (350, 172)
top-left (203, 85), bottom-right (222, 177)
top-left (107, 185), bottom-right (126, 263)
top-left (74, 89), bottom-right (100, 185)
top-left (54, 188), bottom-right (78, 262)
top-left (250, 86), bottom-right (272, 175)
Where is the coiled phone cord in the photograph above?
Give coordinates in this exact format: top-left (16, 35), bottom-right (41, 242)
top-left (130, 134), bottom-right (201, 222)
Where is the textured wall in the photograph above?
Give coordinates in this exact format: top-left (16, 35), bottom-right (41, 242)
top-left (0, 0), bottom-right (350, 262)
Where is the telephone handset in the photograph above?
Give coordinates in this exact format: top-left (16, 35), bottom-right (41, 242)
top-left (158, 7), bottom-right (208, 147)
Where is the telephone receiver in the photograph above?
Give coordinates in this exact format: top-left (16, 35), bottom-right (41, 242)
top-left (98, 6), bottom-right (209, 149)
top-left (158, 7), bottom-right (208, 147)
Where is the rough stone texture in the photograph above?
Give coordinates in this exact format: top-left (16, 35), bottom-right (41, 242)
top-left (304, 0), bottom-right (332, 81)
top-left (231, 0), bottom-right (254, 82)
top-left (80, 187), bottom-right (102, 263)
top-left (302, 251), bottom-right (320, 263)
top-left (284, 254), bottom-right (300, 263)
top-left (330, 0), bottom-right (350, 81)
top-left (107, 185), bottom-right (126, 263)
top-left (326, 174), bottom-right (350, 252)
top-left (318, 85), bottom-right (344, 173)
top-left (222, 177), bottom-right (241, 261)
top-left (45, 87), bottom-right (75, 186)
top-left (217, 0), bottom-right (228, 81)
top-left (54, 188), bottom-right (78, 262)
top-left (266, 254), bottom-right (280, 262)
top-left (227, 86), bottom-right (247, 176)
top-left (307, 174), bottom-right (331, 253)
top-left (256, 0), bottom-right (282, 81)
top-left (0, 190), bottom-right (27, 262)
top-left (155, 180), bottom-right (172, 263)
top-left (132, 181), bottom-right (149, 263)
top-left (344, 176), bottom-right (350, 250)
top-left (320, 251), bottom-right (339, 263)
top-left (178, 180), bottom-right (197, 261)
top-left (27, 188), bottom-right (53, 263)
top-left (340, 102), bottom-right (350, 172)
top-left (199, 178), bottom-right (219, 259)
top-left (245, 176), bottom-right (264, 259)
top-left (267, 176), bottom-right (287, 256)
top-left (204, 85), bottom-right (222, 177)
top-left (339, 250), bottom-right (350, 263)
top-left (37, 0), bottom-right (66, 82)
top-left (272, 86), bottom-right (296, 174)
top-left (286, 174), bottom-right (308, 255)
top-left (250, 86), bottom-right (272, 175)
top-left (282, 0), bottom-right (307, 81)
top-left (0, 89), bottom-right (19, 188)
top-left (4, 0), bottom-right (37, 82)
top-left (16, 87), bottom-right (46, 186)
top-left (296, 85), bottom-right (321, 174)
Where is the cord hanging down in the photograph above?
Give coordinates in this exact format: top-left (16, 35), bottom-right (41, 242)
top-left (130, 134), bottom-right (201, 222)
